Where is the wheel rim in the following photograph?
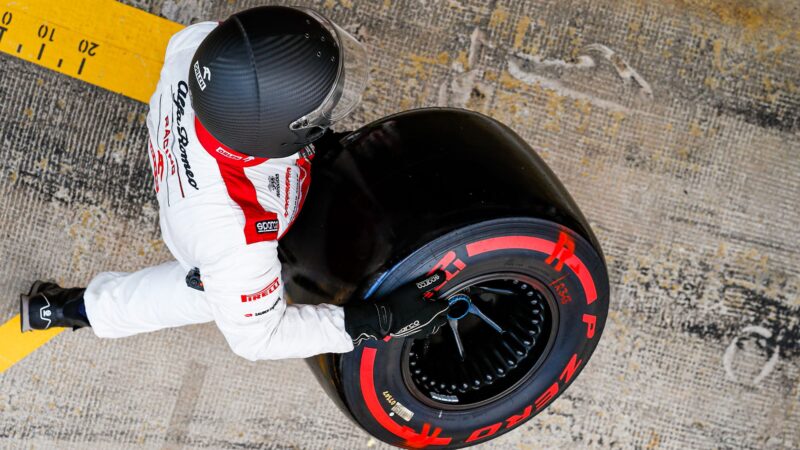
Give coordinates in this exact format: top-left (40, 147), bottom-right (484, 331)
top-left (400, 272), bottom-right (558, 410)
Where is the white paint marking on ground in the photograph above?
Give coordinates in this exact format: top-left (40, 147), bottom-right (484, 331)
top-left (722, 325), bottom-right (780, 386)
top-left (512, 44), bottom-right (652, 97)
top-left (583, 43), bottom-right (653, 96)
top-left (513, 52), bottom-right (596, 69)
top-left (438, 27), bottom-right (488, 107)
top-left (468, 27), bottom-right (488, 70)
top-left (447, 70), bottom-right (482, 107)
top-left (753, 345), bottom-right (780, 385)
top-left (506, 56), bottom-right (632, 114)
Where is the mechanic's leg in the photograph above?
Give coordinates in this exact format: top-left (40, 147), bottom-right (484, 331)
top-left (84, 261), bottom-right (213, 338)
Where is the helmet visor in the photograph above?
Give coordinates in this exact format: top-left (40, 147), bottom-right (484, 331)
top-left (290, 9), bottom-right (369, 130)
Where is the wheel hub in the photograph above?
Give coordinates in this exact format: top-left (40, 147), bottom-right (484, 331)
top-left (444, 293), bottom-right (506, 361)
top-left (402, 274), bottom-right (556, 409)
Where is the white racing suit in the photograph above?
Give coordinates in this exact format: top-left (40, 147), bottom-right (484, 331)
top-left (83, 22), bottom-right (355, 360)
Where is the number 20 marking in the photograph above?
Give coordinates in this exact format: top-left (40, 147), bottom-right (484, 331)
top-left (78, 39), bottom-right (99, 56)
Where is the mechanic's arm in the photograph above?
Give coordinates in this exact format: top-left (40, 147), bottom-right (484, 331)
top-left (202, 242), bottom-right (450, 361)
top-left (200, 242), bottom-right (354, 361)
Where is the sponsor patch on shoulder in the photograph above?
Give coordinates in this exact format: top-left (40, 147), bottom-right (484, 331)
top-left (244, 212), bottom-right (279, 244)
top-left (256, 219), bottom-right (278, 234)
top-left (255, 219), bottom-right (279, 235)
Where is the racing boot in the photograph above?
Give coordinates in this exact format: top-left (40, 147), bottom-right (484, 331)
top-left (20, 281), bottom-right (90, 332)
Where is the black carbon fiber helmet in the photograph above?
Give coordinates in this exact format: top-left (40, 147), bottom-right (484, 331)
top-left (189, 6), bottom-right (368, 158)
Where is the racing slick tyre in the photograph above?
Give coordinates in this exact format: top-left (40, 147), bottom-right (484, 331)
top-left (279, 108), bottom-right (609, 449)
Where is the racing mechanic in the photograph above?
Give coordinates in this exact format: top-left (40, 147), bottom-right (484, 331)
top-left (20, 6), bottom-right (450, 360)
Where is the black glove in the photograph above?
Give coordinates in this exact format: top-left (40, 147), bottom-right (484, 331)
top-left (344, 271), bottom-right (449, 346)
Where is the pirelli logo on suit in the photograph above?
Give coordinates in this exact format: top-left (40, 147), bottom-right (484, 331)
top-left (241, 277), bottom-right (281, 303)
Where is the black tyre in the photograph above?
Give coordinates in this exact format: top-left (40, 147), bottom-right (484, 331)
top-left (337, 217), bottom-right (608, 448)
top-left (279, 107), bottom-right (609, 448)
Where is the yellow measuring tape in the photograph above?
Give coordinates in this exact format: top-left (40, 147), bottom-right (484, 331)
top-left (0, 0), bottom-right (182, 102)
top-left (0, 0), bottom-right (182, 373)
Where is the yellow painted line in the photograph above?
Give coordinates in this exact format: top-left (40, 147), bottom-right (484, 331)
top-left (0, 315), bottom-right (65, 372)
top-left (0, 0), bottom-right (183, 102)
top-left (0, 0), bottom-right (184, 373)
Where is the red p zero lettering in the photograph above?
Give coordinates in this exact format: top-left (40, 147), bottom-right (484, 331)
top-left (424, 250), bottom-right (466, 299)
top-left (430, 250), bottom-right (466, 281)
top-left (534, 382), bottom-right (559, 410)
top-left (504, 405), bottom-right (532, 429)
top-left (359, 348), bottom-right (452, 447)
top-left (545, 231), bottom-right (575, 272)
top-left (465, 235), bottom-right (598, 304)
top-left (582, 313), bottom-right (597, 339)
top-left (465, 422), bottom-right (502, 443)
top-left (403, 423), bottom-right (446, 448)
top-left (559, 354), bottom-right (583, 384)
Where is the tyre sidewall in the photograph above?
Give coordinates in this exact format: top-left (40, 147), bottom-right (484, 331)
top-left (341, 218), bottom-right (609, 449)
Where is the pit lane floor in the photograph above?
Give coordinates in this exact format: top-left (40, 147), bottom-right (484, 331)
top-left (1, 0), bottom-right (798, 448)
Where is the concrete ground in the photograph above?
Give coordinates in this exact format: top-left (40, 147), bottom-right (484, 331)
top-left (1, 0), bottom-right (799, 448)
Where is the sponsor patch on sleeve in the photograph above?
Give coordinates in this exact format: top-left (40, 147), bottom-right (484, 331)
top-left (241, 277), bottom-right (281, 303)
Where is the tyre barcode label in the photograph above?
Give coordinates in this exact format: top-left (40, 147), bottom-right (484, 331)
top-left (391, 402), bottom-right (414, 421)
